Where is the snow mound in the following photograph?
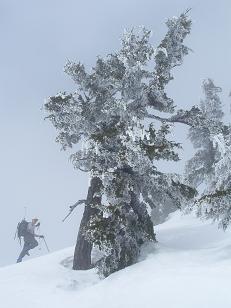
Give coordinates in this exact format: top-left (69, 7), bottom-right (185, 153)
top-left (1, 211), bottom-right (231, 308)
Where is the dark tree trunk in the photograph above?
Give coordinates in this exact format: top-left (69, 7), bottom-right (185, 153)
top-left (73, 177), bottom-right (102, 270)
top-left (130, 190), bottom-right (156, 242)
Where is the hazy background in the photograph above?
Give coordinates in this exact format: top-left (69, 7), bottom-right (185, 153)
top-left (0, 0), bottom-right (230, 267)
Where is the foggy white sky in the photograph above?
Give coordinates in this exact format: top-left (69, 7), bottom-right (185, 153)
top-left (0, 0), bottom-right (230, 267)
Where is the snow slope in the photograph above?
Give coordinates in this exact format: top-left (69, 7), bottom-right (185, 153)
top-left (1, 211), bottom-right (231, 308)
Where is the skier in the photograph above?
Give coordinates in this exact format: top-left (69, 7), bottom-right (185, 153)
top-left (16, 218), bottom-right (44, 263)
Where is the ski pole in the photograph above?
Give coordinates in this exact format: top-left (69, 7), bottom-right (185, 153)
top-left (14, 224), bottom-right (19, 240)
top-left (43, 237), bottom-right (50, 252)
top-left (24, 206), bottom-right (27, 219)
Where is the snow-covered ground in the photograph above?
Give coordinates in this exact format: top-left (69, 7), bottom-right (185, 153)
top-left (1, 211), bottom-right (231, 308)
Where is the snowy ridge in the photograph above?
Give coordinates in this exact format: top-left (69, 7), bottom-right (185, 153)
top-left (1, 211), bottom-right (231, 308)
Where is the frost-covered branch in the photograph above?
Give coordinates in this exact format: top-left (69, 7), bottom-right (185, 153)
top-left (147, 11), bottom-right (192, 112)
top-left (146, 106), bottom-right (204, 127)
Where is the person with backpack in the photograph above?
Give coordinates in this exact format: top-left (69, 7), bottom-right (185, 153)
top-left (16, 218), bottom-right (44, 263)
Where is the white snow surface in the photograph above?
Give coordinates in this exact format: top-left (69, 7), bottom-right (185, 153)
top-left (1, 211), bottom-right (231, 308)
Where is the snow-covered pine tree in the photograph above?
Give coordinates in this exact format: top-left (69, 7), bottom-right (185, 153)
top-left (185, 79), bottom-right (231, 229)
top-left (195, 132), bottom-right (231, 230)
top-left (185, 79), bottom-right (224, 188)
top-left (45, 11), bottom-right (196, 277)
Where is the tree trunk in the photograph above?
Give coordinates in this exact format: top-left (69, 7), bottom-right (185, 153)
top-left (73, 177), bottom-right (102, 270)
top-left (130, 190), bottom-right (156, 242)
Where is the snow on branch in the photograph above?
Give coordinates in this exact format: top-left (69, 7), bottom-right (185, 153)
top-left (147, 10), bottom-right (192, 112)
top-left (146, 106), bottom-right (203, 127)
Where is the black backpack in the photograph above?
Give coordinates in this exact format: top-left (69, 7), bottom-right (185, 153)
top-left (16, 220), bottom-right (29, 243)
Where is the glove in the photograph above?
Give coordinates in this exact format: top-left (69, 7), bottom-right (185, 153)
top-left (39, 235), bottom-right (44, 238)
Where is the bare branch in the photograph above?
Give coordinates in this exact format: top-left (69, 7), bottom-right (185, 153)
top-left (62, 199), bottom-right (86, 222)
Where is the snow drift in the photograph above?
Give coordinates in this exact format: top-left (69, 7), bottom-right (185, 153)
top-left (1, 211), bottom-right (231, 308)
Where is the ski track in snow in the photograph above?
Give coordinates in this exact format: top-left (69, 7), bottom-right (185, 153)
top-left (1, 211), bottom-right (231, 308)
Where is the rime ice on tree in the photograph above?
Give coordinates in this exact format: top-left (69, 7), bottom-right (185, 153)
top-left (185, 79), bottom-right (224, 188)
top-left (185, 79), bottom-right (231, 230)
top-left (45, 11), bottom-right (196, 277)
